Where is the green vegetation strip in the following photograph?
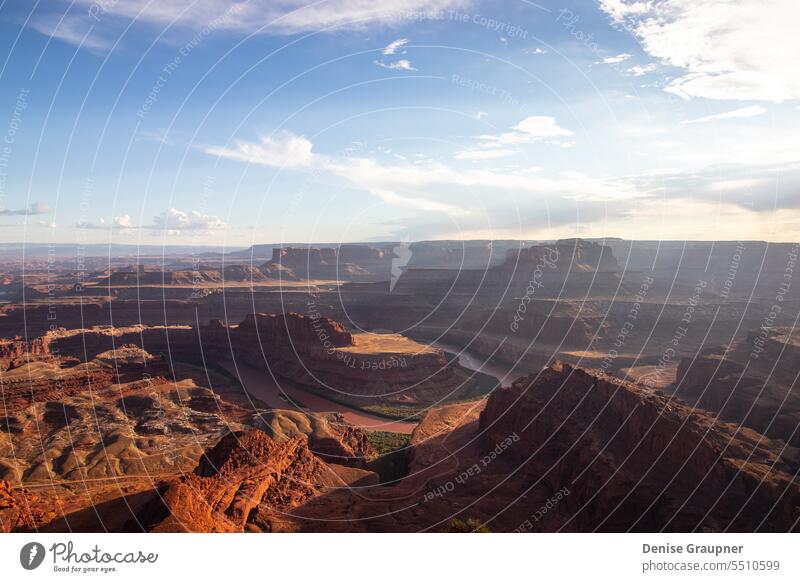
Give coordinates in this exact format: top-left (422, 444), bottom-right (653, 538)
top-left (366, 431), bottom-right (411, 484)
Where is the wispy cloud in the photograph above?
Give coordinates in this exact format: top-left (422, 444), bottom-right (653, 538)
top-left (77, 211), bottom-right (224, 235)
top-left (203, 128), bottom-right (641, 219)
top-left (33, 0), bottom-right (469, 46)
top-left (0, 202), bottom-right (50, 216)
top-left (31, 14), bottom-right (112, 53)
top-left (680, 105), bottom-right (767, 125)
top-left (205, 131), bottom-right (315, 168)
top-left (374, 59), bottom-right (416, 71)
top-left (600, 53), bottom-right (631, 64)
top-left (382, 38), bottom-right (408, 55)
top-left (454, 148), bottom-right (516, 160)
top-left (77, 215), bottom-right (138, 231)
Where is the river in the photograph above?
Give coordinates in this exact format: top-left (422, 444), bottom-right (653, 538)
top-left (426, 340), bottom-right (514, 386)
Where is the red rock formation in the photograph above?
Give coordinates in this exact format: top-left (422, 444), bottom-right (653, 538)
top-left (108, 267), bottom-right (222, 285)
top-left (2, 312), bottom-right (454, 406)
top-left (236, 311), bottom-right (353, 347)
top-left (200, 313), bottom-right (454, 403)
top-left (257, 261), bottom-right (300, 281)
top-left (749, 327), bottom-right (800, 384)
top-left (272, 247), bottom-right (336, 267)
top-left (503, 238), bottom-right (619, 273)
top-left (675, 335), bottom-right (800, 446)
top-left (0, 480), bottom-right (38, 532)
top-left (265, 247), bottom-right (382, 281)
top-left (480, 362), bottom-right (800, 531)
top-left (222, 264), bottom-right (269, 282)
top-left (255, 410), bottom-right (373, 464)
top-left (0, 335), bottom-right (51, 362)
top-left (138, 431), bottom-right (341, 532)
top-left (0, 361), bottom-right (114, 413)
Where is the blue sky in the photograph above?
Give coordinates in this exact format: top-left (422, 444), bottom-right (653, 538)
top-left (0, 0), bottom-right (798, 246)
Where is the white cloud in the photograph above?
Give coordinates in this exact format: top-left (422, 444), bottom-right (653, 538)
top-left (707, 177), bottom-right (767, 192)
top-left (625, 63), bottom-right (657, 77)
top-left (374, 59), bottom-right (416, 71)
top-left (513, 116), bottom-right (573, 138)
top-left (454, 148), bottom-right (516, 160)
top-left (113, 215), bottom-right (136, 228)
top-left (203, 127), bottom-right (640, 220)
top-left (617, 198), bottom-right (800, 241)
top-left (44, 1), bottom-right (468, 41)
top-left (0, 202), bottom-right (50, 216)
top-left (77, 215), bottom-right (138, 231)
top-left (324, 154), bottom-right (642, 205)
top-left (151, 208), bottom-right (227, 235)
top-left (382, 38), bottom-right (408, 55)
top-left (38, 220), bottom-right (57, 228)
top-left (31, 14), bottom-right (112, 53)
top-left (205, 131), bottom-right (314, 168)
top-left (370, 188), bottom-right (469, 214)
top-left (680, 105), bottom-right (767, 125)
top-left (600, 0), bottom-right (800, 102)
top-left (478, 116), bottom-right (573, 146)
top-left (601, 53), bottom-right (632, 64)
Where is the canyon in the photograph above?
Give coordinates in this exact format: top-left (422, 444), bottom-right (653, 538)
top-left (1, 238), bottom-right (799, 532)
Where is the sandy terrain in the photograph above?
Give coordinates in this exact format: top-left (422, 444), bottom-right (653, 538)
top-left (338, 332), bottom-right (438, 355)
top-left (220, 360), bottom-right (418, 434)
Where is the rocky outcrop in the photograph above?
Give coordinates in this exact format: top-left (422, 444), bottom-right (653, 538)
top-left (0, 360), bottom-right (114, 413)
top-left (394, 238), bottom-right (621, 304)
top-left (0, 361), bottom-right (255, 484)
top-left (236, 311), bottom-right (353, 348)
top-left (263, 246), bottom-right (389, 281)
top-left (109, 267), bottom-right (222, 285)
top-left (201, 313), bottom-right (455, 404)
top-left (257, 261), bottom-right (301, 280)
top-left (748, 327), bottom-right (800, 384)
top-left (137, 430), bottom-right (343, 532)
top-left (0, 480), bottom-right (37, 532)
top-left (502, 238), bottom-right (619, 273)
top-left (254, 410), bottom-right (373, 464)
top-left (0, 336), bottom-right (51, 363)
top-left (1, 312), bottom-right (456, 406)
top-left (605, 240), bottom-right (800, 301)
top-left (675, 335), bottom-right (800, 446)
top-left (222, 264), bottom-right (270, 282)
top-left (480, 362), bottom-right (800, 531)
top-left (406, 240), bottom-right (520, 269)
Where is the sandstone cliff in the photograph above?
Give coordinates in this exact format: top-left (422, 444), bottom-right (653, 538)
top-left (136, 431), bottom-right (348, 532)
top-left (480, 362), bottom-right (800, 531)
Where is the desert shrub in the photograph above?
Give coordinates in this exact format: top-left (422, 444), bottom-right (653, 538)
top-left (366, 431), bottom-right (411, 484)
